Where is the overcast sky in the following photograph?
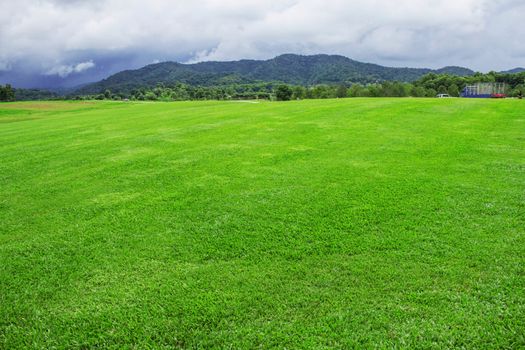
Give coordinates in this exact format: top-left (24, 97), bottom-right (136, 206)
top-left (1, 0), bottom-right (524, 88)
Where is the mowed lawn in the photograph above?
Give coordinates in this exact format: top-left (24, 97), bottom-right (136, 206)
top-left (0, 98), bottom-right (524, 348)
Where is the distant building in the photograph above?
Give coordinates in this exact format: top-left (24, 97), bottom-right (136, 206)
top-left (461, 83), bottom-right (507, 98)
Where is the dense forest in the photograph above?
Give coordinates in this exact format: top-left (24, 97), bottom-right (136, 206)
top-left (68, 71), bottom-right (525, 101)
top-left (0, 85), bottom-right (60, 102)
top-left (14, 88), bottom-right (59, 101)
top-left (3, 72), bottom-right (525, 103)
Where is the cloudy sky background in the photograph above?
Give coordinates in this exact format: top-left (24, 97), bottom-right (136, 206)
top-left (1, 0), bottom-right (524, 88)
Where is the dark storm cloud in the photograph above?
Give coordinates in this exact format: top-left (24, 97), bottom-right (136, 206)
top-left (0, 0), bottom-right (524, 88)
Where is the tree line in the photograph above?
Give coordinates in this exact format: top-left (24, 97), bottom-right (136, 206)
top-left (1, 84), bottom-right (60, 102)
top-left (71, 71), bottom-right (525, 101)
top-left (3, 71), bottom-right (525, 102)
top-left (0, 84), bottom-right (15, 102)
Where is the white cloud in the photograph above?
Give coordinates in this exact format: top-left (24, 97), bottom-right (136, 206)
top-left (0, 0), bottom-right (524, 78)
top-left (45, 60), bottom-right (95, 77)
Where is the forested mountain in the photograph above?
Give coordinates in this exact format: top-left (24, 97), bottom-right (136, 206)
top-left (501, 68), bottom-right (525, 74)
top-left (76, 54), bottom-right (475, 94)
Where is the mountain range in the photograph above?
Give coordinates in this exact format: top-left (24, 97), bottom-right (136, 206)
top-left (500, 67), bottom-right (525, 74)
top-left (76, 54), bottom-right (477, 95)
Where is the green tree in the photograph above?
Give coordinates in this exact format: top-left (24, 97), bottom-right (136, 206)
top-left (448, 84), bottom-right (460, 97)
top-left (275, 85), bottom-right (293, 101)
top-left (292, 86), bottom-right (306, 100)
top-left (411, 86), bottom-right (426, 97)
top-left (0, 84), bottom-right (15, 102)
top-left (510, 84), bottom-right (525, 98)
top-left (426, 88), bottom-right (437, 98)
top-left (335, 85), bottom-right (348, 98)
top-left (311, 85), bottom-right (331, 99)
top-left (347, 84), bottom-right (362, 97)
top-left (144, 91), bottom-right (158, 101)
top-left (367, 84), bottom-right (383, 97)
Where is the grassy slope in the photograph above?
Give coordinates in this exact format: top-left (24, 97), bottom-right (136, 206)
top-left (0, 99), bottom-right (524, 348)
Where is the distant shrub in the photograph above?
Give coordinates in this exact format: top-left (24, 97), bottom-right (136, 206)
top-left (275, 85), bottom-right (293, 101)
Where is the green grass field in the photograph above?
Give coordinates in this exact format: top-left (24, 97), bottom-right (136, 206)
top-left (1, 98), bottom-right (524, 348)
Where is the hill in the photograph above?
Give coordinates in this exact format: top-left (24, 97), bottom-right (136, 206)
top-left (76, 54), bottom-right (475, 94)
top-left (501, 67), bottom-right (525, 74)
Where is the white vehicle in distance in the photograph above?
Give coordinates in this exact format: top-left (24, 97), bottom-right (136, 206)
top-left (436, 94), bottom-right (451, 98)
